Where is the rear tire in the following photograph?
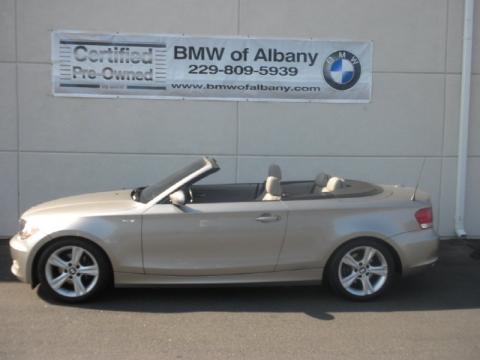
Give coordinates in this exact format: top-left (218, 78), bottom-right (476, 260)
top-left (326, 239), bottom-right (395, 301)
top-left (37, 238), bottom-right (111, 303)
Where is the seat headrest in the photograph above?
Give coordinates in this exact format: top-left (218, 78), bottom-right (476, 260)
top-left (315, 173), bottom-right (330, 187)
top-left (322, 176), bottom-right (345, 193)
top-left (268, 164), bottom-right (282, 179)
top-left (265, 176), bottom-right (282, 196)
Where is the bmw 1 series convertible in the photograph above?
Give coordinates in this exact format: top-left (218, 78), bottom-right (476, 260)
top-left (10, 157), bottom-right (438, 303)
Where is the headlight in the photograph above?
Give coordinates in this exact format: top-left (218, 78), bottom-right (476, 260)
top-left (19, 219), bottom-right (39, 240)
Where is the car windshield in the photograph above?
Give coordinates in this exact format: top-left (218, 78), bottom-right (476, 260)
top-left (138, 159), bottom-right (208, 203)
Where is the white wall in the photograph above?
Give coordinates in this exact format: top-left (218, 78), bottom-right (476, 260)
top-left (0, 0), bottom-right (478, 237)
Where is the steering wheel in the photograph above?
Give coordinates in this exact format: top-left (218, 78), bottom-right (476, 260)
top-left (188, 187), bottom-right (194, 203)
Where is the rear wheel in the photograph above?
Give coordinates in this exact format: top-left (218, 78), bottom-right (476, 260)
top-left (37, 238), bottom-right (111, 303)
top-left (327, 239), bottom-right (395, 301)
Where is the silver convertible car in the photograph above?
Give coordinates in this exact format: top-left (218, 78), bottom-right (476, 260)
top-left (10, 157), bottom-right (438, 303)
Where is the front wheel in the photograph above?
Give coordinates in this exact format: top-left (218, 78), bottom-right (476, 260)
top-left (37, 239), bottom-right (111, 303)
top-left (327, 239), bottom-right (396, 301)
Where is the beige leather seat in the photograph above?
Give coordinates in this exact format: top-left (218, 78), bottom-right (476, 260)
top-left (261, 176), bottom-right (282, 201)
top-left (313, 172), bottom-right (330, 193)
top-left (321, 176), bottom-right (345, 193)
top-left (257, 164), bottom-right (282, 200)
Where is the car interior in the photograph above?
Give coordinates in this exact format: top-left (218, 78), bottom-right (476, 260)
top-left (186, 164), bottom-right (383, 204)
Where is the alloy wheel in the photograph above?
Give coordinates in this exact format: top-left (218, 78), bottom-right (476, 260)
top-left (338, 246), bottom-right (388, 297)
top-left (44, 245), bottom-right (99, 298)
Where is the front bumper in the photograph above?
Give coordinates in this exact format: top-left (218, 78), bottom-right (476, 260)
top-left (391, 228), bottom-right (439, 275)
top-left (9, 229), bottom-right (50, 284)
top-left (9, 233), bottom-right (29, 282)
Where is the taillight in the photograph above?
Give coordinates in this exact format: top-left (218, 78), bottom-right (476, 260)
top-left (415, 207), bottom-right (433, 229)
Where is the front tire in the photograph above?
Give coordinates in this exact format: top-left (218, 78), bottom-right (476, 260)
top-left (327, 239), bottom-right (395, 301)
top-left (37, 238), bottom-right (111, 303)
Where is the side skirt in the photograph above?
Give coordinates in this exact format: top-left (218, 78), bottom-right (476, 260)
top-left (114, 268), bottom-right (324, 287)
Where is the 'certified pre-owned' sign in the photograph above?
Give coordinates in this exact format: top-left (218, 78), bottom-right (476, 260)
top-left (52, 31), bottom-right (373, 102)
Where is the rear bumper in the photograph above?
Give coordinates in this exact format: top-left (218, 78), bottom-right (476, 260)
top-left (391, 229), bottom-right (439, 276)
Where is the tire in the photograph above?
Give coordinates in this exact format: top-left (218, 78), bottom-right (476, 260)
top-left (326, 239), bottom-right (395, 301)
top-left (37, 238), bottom-right (111, 303)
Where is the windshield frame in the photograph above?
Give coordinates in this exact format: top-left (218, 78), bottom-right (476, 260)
top-left (139, 157), bottom-right (218, 206)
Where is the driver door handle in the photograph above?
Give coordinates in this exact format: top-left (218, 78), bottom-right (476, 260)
top-left (255, 214), bottom-right (281, 223)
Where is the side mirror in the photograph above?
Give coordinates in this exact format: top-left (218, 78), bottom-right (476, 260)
top-left (169, 190), bottom-right (186, 206)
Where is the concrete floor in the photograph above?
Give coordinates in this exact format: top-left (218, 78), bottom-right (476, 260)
top-left (0, 239), bottom-right (479, 360)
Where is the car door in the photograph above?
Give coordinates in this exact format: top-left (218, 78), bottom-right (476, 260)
top-left (142, 200), bottom-right (288, 275)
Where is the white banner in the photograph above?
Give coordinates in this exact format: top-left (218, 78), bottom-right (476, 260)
top-left (52, 31), bottom-right (373, 102)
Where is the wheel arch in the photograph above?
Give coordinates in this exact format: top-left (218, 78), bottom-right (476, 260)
top-left (30, 235), bottom-right (114, 288)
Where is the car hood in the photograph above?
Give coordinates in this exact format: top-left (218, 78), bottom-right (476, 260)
top-left (22, 189), bottom-right (143, 218)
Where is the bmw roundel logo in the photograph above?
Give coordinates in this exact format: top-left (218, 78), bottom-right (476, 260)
top-left (323, 51), bottom-right (362, 90)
